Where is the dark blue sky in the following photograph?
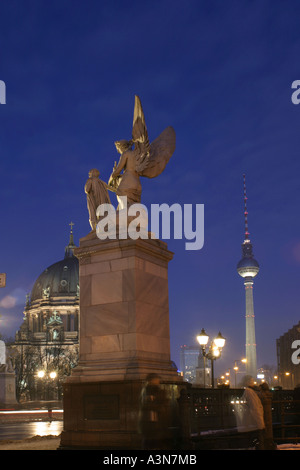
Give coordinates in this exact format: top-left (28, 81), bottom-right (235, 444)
top-left (0, 0), bottom-right (300, 376)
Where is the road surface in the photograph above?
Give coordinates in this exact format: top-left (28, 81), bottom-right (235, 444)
top-left (0, 420), bottom-right (63, 440)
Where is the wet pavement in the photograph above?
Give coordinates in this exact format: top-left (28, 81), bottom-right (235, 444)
top-left (0, 420), bottom-right (63, 440)
top-left (0, 407), bottom-right (63, 442)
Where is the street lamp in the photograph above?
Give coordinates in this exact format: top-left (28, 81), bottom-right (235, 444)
top-left (36, 370), bottom-right (58, 400)
top-left (196, 328), bottom-right (209, 347)
top-left (233, 363), bottom-right (239, 388)
top-left (196, 329), bottom-right (209, 387)
top-left (196, 329), bottom-right (226, 388)
top-left (231, 358), bottom-right (247, 388)
top-left (214, 332), bottom-right (226, 349)
top-left (284, 371), bottom-right (294, 389)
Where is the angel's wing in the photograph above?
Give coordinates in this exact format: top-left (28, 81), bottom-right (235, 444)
top-left (132, 96), bottom-right (150, 168)
top-left (137, 126), bottom-right (176, 178)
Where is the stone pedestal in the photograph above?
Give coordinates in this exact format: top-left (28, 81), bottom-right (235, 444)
top-left (0, 371), bottom-right (17, 406)
top-left (60, 233), bottom-right (182, 449)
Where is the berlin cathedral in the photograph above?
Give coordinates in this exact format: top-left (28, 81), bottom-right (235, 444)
top-left (13, 226), bottom-right (79, 400)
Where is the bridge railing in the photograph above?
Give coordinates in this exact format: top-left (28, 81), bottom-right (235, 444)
top-left (178, 386), bottom-right (300, 448)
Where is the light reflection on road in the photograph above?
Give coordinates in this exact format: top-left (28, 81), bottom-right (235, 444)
top-left (32, 420), bottom-right (62, 437)
top-left (0, 421), bottom-right (63, 440)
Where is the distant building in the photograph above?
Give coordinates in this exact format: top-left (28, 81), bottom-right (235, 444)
top-left (276, 321), bottom-right (300, 389)
top-left (180, 345), bottom-right (199, 383)
top-left (14, 226), bottom-right (79, 400)
top-left (180, 345), bottom-right (211, 386)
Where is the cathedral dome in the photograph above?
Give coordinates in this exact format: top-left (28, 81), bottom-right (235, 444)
top-left (30, 256), bottom-right (79, 302)
top-left (30, 229), bottom-right (79, 303)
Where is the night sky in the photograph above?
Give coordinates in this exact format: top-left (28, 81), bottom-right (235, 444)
top-left (0, 1), bottom-right (300, 377)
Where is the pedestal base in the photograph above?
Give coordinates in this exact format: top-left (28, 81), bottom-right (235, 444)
top-left (60, 379), bottom-right (183, 450)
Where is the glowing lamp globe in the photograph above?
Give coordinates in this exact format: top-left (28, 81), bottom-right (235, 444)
top-left (214, 332), bottom-right (226, 349)
top-left (196, 328), bottom-right (209, 347)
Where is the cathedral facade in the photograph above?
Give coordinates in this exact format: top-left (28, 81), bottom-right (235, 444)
top-left (14, 228), bottom-right (79, 400)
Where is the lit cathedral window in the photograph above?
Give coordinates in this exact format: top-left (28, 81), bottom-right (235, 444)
top-left (53, 329), bottom-right (59, 341)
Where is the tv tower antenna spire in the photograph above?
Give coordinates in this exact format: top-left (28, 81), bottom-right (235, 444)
top-left (243, 174), bottom-right (250, 241)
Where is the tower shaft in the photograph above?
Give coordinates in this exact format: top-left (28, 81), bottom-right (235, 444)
top-left (244, 279), bottom-right (257, 378)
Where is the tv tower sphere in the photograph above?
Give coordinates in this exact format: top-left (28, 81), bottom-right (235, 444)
top-left (237, 250), bottom-right (259, 279)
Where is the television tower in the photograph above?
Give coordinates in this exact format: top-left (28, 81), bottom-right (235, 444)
top-left (237, 174), bottom-right (259, 379)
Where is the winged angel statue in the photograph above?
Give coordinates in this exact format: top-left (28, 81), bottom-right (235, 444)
top-left (108, 96), bottom-right (176, 208)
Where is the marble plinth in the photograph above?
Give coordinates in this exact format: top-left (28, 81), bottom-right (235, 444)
top-left (67, 233), bottom-right (180, 383)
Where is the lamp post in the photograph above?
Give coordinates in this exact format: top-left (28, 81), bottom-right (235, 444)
top-left (196, 329), bottom-right (226, 388)
top-left (37, 370), bottom-right (57, 400)
top-left (233, 358), bottom-right (247, 388)
top-left (285, 371), bottom-right (294, 390)
top-left (225, 370), bottom-right (231, 387)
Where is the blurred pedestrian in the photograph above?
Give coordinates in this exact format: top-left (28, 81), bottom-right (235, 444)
top-left (235, 376), bottom-right (265, 449)
top-left (138, 373), bottom-right (171, 449)
top-left (258, 382), bottom-right (276, 449)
